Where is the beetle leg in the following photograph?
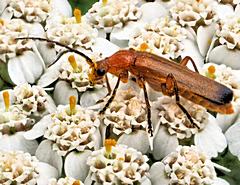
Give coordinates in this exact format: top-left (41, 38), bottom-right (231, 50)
top-left (137, 77), bottom-right (153, 136)
top-left (180, 56), bottom-right (199, 73)
top-left (105, 74), bottom-right (112, 96)
top-left (165, 73), bottom-right (200, 129)
top-left (99, 74), bottom-right (122, 115)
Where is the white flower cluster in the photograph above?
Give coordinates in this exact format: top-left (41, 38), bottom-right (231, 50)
top-left (48, 177), bottom-right (83, 185)
top-left (44, 104), bottom-right (100, 156)
top-left (59, 55), bottom-right (103, 92)
top-left (0, 150), bottom-right (39, 184)
top-left (163, 146), bottom-right (217, 185)
top-left (216, 13), bottom-right (240, 49)
top-left (202, 63), bottom-right (240, 104)
top-left (46, 20), bottom-right (98, 51)
top-left (0, 18), bottom-right (32, 60)
top-left (5, 0), bottom-right (51, 23)
top-left (13, 84), bottom-right (49, 117)
top-left (0, 106), bottom-right (34, 135)
top-left (104, 89), bottom-right (147, 135)
top-left (153, 97), bottom-right (209, 139)
top-left (170, 0), bottom-right (218, 26)
top-left (87, 144), bottom-right (149, 184)
top-left (129, 17), bottom-right (187, 59)
top-left (86, 0), bottom-right (142, 32)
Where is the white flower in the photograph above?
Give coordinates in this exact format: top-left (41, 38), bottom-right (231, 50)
top-left (151, 96), bottom-right (227, 159)
top-left (0, 18), bottom-right (45, 85)
top-left (85, 0), bottom-right (142, 33)
top-left (0, 150), bottom-right (59, 185)
top-left (12, 83), bottom-right (56, 118)
top-left (0, 0), bottom-right (72, 23)
top-left (48, 177), bottom-right (83, 185)
top-left (25, 96), bottom-right (101, 179)
top-left (170, 0), bottom-right (218, 27)
top-left (85, 139), bottom-right (150, 185)
top-left (129, 16), bottom-right (187, 59)
top-left (208, 5), bottom-right (240, 69)
top-left (0, 90), bottom-right (38, 154)
top-left (150, 146), bottom-right (230, 185)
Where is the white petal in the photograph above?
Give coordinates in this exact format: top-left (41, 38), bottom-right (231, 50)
top-left (28, 23), bottom-right (45, 37)
top-left (0, 132), bottom-right (38, 155)
top-left (45, 94), bottom-right (57, 113)
top-left (235, 4), bottom-right (240, 14)
top-left (80, 87), bottom-right (108, 107)
top-left (64, 150), bottom-right (92, 181)
top-left (8, 51), bottom-right (44, 85)
top-left (141, 177), bottom-right (151, 185)
top-left (50, 0), bottom-right (72, 17)
top-left (91, 37), bottom-right (120, 58)
top-left (35, 140), bottom-right (63, 176)
top-left (92, 129), bottom-right (102, 150)
top-left (216, 104), bottom-right (240, 133)
top-left (225, 122), bottom-right (240, 160)
top-left (53, 80), bottom-right (78, 105)
top-left (37, 162), bottom-right (59, 185)
top-left (215, 4), bottom-right (234, 19)
top-left (0, 0), bottom-right (8, 15)
top-left (197, 24), bottom-right (216, 57)
top-left (194, 115), bottom-right (227, 158)
top-left (181, 39), bottom-right (204, 71)
top-left (139, 2), bottom-right (168, 23)
top-left (24, 115), bottom-right (52, 140)
top-left (208, 45), bottom-right (240, 70)
top-left (152, 126), bottom-right (179, 160)
top-left (149, 162), bottom-right (170, 185)
top-left (117, 130), bottom-right (150, 154)
top-left (1, 9), bottom-right (13, 20)
top-left (213, 178), bottom-right (230, 185)
top-left (37, 42), bottom-right (57, 67)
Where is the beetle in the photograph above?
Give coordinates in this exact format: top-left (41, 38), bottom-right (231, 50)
top-left (16, 37), bottom-right (234, 136)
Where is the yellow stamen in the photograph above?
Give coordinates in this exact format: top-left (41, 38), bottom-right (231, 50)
top-left (208, 65), bottom-right (216, 74)
top-left (206, 65), bottom-right (216, 79)
top-left (68, 55), bottom-right (78, 72)
top-left (74, 8), bottom-right (81, 23)
top-left (102, 0), bottom-right (108, 5)
top-left (69, 96), bottom-right (77, 115)
top-left (0, 19), bottom-right (4, 26)
top-left (105, 139), bottom-right (116, 158)
top-left (72, 180), bottom-right (81, 185)
top-left (139, 43), bottom-right (149, 51)
top-left (3, 91), bottom-right (10, 112)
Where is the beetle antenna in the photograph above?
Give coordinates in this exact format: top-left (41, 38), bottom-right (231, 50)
top-left (15, 37), bottom-right (95, 68)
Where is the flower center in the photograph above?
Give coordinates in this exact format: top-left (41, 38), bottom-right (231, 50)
top-left (3, 91), bottom-right (10, 112)
top-left (0, 19), bottom-right (4, 25)
top-left (105, 139), bottom-right (117, 158)
top-left (69, 96), bottom-right (77, 115)
top-left (139, 42), bottom-right (149, 51)
top-left (72, 180), bottom-right (81, 185)
top-left (74, 8), bottom-right (81, 23)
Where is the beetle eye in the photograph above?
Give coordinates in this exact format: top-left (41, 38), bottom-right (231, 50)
top-left (96, 68), bottom-right (106, 76)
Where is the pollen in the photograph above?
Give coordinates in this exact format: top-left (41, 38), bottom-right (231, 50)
top-left (105, 139), bottom-right (116, 157)
top-left (208, 65), bottom-right (216, 74)
top-left (68, 55), bottom-right (78, 72)
top-left (3, 91), bottom-right (10, 112)
top-left (102, 0), bottom-right (108, 5)
top-left (72, 180), bottom-right (81, 185)
top-left (0, 19), bottom-right (4, 26)
top-left (139, 42), bottom-right (149, 51)
top-left (69, 96), bottom-right (77, 115)
top-left (74, 8), bottom-right (81, 23)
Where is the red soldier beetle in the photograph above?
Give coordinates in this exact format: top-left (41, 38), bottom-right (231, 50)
top-left (16, 37), bottom-right (234, 136)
